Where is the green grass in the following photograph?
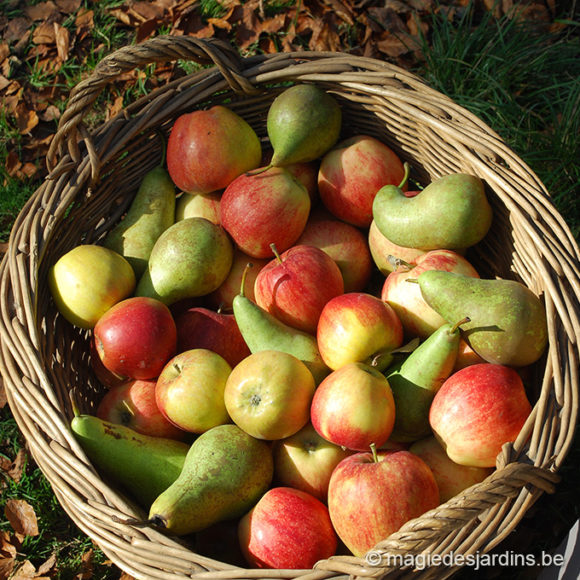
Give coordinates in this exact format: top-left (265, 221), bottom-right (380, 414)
top-left (413, 5), bottom-right (580, 238)
top-left (0, 2), bottom-right (579, 578)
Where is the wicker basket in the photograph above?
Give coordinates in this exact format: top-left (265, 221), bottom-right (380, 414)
top-left (1, 35), bottom-right (579, 580)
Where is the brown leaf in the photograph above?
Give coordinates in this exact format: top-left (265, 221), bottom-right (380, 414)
top-left (0, 556), bottom-right (16, 580)
top-left (3, 17), bottom-right (31, 43)
top-left (0, 531), bottom-right (17, 558)
top-left (75, 7), bottom-right (94, 37)
top-left (55, 0), bottom-right (82, 13)
top-left (25, 1), bottom-right (59, 21)
top-left (32, 21), bottom-right (56, 45)
top-left (54, 21), bottom-right (70, 61)
top-left (39, 104), bottom-right (61, 122)
top-left (37, 553), bottom-right (57, 576)
top-left (74, 549), bottom-right (94, 580)
top-left (0, 448), bottom-right (27, 483)
top-left (14, 103), bottom-right (39, 135)
top-left (4, 499), bottom-right (39, 537)
top-left (376, 32), bottom-right (414, 57)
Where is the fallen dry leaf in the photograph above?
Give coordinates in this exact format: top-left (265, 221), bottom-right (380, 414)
top-left (4, 499), bottom-right (39, 537)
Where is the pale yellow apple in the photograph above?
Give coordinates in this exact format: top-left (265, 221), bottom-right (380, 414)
top-left (48, 244), bottom-right (136, 329)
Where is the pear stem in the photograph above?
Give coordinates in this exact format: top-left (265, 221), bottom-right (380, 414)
top-left (239, 263), bottom-right (254, 298)
top-left (451, 316), bottom-right (471, 333)
top-left (370, 442), bottom-right (379, 463)
top-left (68, 389), bottom-right (80, 418)
top-left (388, 255), bottom-right (413, 271)
top-left (245, 163), bottom-right (272, 177)
top-left (398, 162), bottom-right (411, 189)
top-left (405, 278), bottom-right (419, 284)
top-left (270, 243), bottom-right (283, 264)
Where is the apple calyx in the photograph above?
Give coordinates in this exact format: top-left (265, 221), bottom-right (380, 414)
top-left (239, 262), bottom-right (254, 298)
top-left (270, 243), bottom-right (284, 265)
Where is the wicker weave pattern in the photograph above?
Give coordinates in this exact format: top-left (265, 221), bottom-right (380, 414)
top-left (1, 36), bottom-right (579, 580)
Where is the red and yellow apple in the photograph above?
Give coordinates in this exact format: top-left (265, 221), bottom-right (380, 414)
top-left (166, 105), bottom-right (261, 194)
top-left (311, 362), bottom-right (396, 451)
top-left (318, 135), bottom-right (405, 227)
top-left (272, 422), bottom-right (353, 502)
top-left (238, 487), bottom-right (338, 569)
top-left (317, 292), bottom-right (403, 371)
top-left (409, 436), bottom-right (493, 503)
top-left (327, 449), bottom-right (439, 556)
top-left (381, 249), bottom-right (479, 339)
top-left (93, 296), bottom-right (177, 380)
top-left (155, 348), bottom-right (232, 434)
top-left (296, 209), bottom-right (373, 292)
top-left (429, 363), bottom-right (533, 467)
top-left (254, 244), bottom-right (344, 334)
top-left (175, 190), bottom-right (222, 224)
top-left (96, 379), bottom-right (185, 440)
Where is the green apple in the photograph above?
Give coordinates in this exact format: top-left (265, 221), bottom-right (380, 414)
top-left (224, 350), bottom-right (316, 440)
top-left (48, 244), bottom-right (136, 329)
top-left (155, 348), bottom-right (232, 434)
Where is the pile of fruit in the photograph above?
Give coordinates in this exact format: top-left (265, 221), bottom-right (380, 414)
top-left (48, 83), bottom-right (549, 568)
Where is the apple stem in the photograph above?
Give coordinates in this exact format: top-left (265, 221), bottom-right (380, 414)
top-left (451, 316), bottom-right (471, 333)
top-left (121, 400), bottom-right (135, 418)
top-left (398, 162), bottom-right (411, 190)
top-left (370, 442), bottom-right (379, 463)
top-left (239, 262), bottom-right (254, 298)
top-left (388, 255), bottom-right (412, 272)
top-left (245, 163), bottom-right (272, 177)
top-left (270, 243), bottom-right (283, 265)
top-left (405, 278), bottom-right (419, 284)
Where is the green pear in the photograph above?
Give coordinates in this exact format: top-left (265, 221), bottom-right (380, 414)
top-left (267, 84), bottom-right (342, 167)
top-left (232, 264), bottom-right (330, 384)
top-left (136, 217), bottom-right (233, 305)
top-left (417, 270), bottom-right (548, 367)
top-left (70, 414), bottom-right (189, 508)
top-left (148, 424), bottom-right (273, 536)
top-left (386, 318), bottom-right (467, 443)
top-left (103, 165), bottom-right (176, 278)
top-left (372, 169), bottom-right (493, 250)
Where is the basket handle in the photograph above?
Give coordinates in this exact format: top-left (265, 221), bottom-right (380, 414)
top-left (46, 35), bottom-right (259, 174)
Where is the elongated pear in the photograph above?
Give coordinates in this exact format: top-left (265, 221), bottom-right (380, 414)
top-left (103, 165), bottom-right (176, 278)
top-left (148, 424), bottom-right (273, 536)
top-left (232, 264), bottom-right (330, 384)
top-left (417, 270), bottom-right (548, 367)
top-left (373, 170), bottom-right (493, 250)
top-left (70, 414), bottom-right (189, 508)
top-left (267, 84), bottom-right (342, 167)
top-left (386, 319), bottom-right (467, 442)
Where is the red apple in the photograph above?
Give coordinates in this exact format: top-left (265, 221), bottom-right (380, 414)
top-left (311, 362), bottom-right (396, 451)
top-left (381, 249), bottom-right (479, 339)
top-left (89, 336), bottom-right (127, 389)
top-left (368, 219), bottom-right (426, 276)
top-left (429, 363), bottom-right (533, 468)
top-left (93, 296), bottom-right (177, 380)
top-left (206, 248), bottom-right (269, 311)
top-left (317, 292), bottom-right (403, 371)
top-left (254, 244), bottom-right (344, 334)
top-left (166, 105), bottom-right (262, 194)
top-left (155, 348), bottom-right (232, 434)
top-left (453, 338), bottom-right (487, 372)
top-left (273, 422), bottom-right (353, 502)
top-left (327, 449), bottom-right (440, 556)
top-left (238, 487), bottom-right (338, 569)
top-left (96, 379), bottom-right (186, 440)
top-left (318, 135), bottom-right (405, 227)
top-left (409, 436), bottom-right (493, 503)
top-left (296, 209), bottom-right (373, 292)
top-left (220, 166), bottom-right (311, 259)
top-left (174, 306), bottom-right (250, 368)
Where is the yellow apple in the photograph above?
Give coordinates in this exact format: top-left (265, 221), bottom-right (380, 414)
top-left (48, 244), bottom-right (136, 329)
top-left (224, 350), bottom-right (316, 440)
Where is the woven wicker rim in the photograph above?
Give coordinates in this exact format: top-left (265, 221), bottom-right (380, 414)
top-left (1, 35), bottom-right (579, 580)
